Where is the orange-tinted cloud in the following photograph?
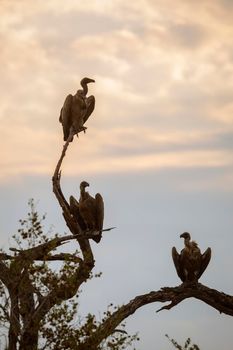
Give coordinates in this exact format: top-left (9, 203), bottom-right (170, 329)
top-left (0, 0), bottom-right (232, 183)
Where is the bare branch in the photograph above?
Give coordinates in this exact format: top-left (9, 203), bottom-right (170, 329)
top-left (23, 132), bottom-right (96, 331)
top-left (52, 134), bottom-right (73, 213)
top-left (77, 283), bottom-right (233, 350)
top-left (52, 133), bottom-right (94, 265)
top-left (39, 253), bottom-right (82, 263)
top-left (100, 227), bottom-right (116, 233)
top-left (4, 251), bottom-right (82, 263)
top-left (7, 235), bottom-right (81, 262)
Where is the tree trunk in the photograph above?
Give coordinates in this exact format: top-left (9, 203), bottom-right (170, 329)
top-left (8, 290), bottom-right (20, 350)
top-left (8, 324), bottom-right (17, 350)
top-left (19, 330), bottom-right (38, 350)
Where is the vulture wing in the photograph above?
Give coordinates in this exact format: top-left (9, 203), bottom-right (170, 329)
top-left (60, 94), bottom-right (73, 141)
top-left (79, 195), bottom-right (96, 230)
top-left (69, 195), bottom-right (86, 230)
top-left (91, 193), bottom-right (104, 243)
top-left (69, 195), bottom-right (80, 217)
top-left (95, 193), bottom-right (104, 231)
top-left (70, 93), bottom-right (87, 134)
top-left (83, 95), bottom-right (95, 124)
top-left (198, 247), bottom-right (211, 279)
top-left (172, 247), bottom-right (185, 282)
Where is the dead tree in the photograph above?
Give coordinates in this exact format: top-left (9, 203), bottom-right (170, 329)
top-left (0, 112), bottom-right (232, 350)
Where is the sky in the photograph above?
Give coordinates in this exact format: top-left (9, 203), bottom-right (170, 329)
top-left (0, 0), bottom-right (233, 349)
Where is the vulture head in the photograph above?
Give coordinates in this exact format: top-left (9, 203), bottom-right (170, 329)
top-left (180, 232), bottom-right (190, 239)
top-left (80, 181), bottom-right (89, 190)
top-left (180, 232), bottom-right (191, 244)
top-left (79, 77), bottom-right (95, 96)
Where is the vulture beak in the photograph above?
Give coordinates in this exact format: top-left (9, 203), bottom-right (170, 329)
top-left (81, 77), bottom-right (95, 85)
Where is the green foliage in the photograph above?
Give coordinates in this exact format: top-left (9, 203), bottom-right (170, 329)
top-left (40, 307), bottom-right (139, 350)
top-left (166, 334), bottom-right (200, 350)
top-left (13, 198), bottom-right (49, 248)
top-left (1, 199), bottom-right (139, 350)
top-left (100, 305), bottom-right (139, 350)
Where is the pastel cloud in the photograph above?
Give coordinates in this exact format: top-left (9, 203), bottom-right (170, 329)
top-left (0, 125), bottom-right (232, 184)
top-left (0, 0), bottom-right (232, 184)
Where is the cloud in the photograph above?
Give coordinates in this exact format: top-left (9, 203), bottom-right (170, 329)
top-left (212, 103), bottom-right (233, 125)
top-left (0, 124), bottom-right (232, 183)
top-left (0, 0), bottom-right (232, 186)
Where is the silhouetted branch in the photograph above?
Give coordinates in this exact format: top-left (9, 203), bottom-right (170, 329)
top-left (52, 134), bottom-right (73, 213)
top-left (21, 132), bottom-right (97, 337)
top-left (1, 252), bottom-right (82, 263)
top-left (77, 283), bottom-right (233, 350)
top-left (39, 253), bottom-right (82, 262)
top-left (52, 133), bottom-right (94, 263)
top-left (6, 235), bottom-right (80, 261)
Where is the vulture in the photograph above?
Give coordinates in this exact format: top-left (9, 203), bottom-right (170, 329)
top-left (69, 195), bottom-right (86, 231)
top-left (172, 232), bottom-right (211, 283)
top-left (59, 77), bottom-right (95, 141)
top-left (69, 181), bottom-right (104, 243)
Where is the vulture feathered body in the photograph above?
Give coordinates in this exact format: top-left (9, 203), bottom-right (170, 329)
top-left (59, 77), bottom-right (95, 141)
top-left (172, 232), bottom-right (211, 283)
top-left (69, 195), bottom-right (86, 231)
top-left (69, 181), bottom-right (104, 243)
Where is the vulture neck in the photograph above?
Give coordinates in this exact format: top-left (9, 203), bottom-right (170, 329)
top-left (184, 236), bottom-right (191, 248)
top-left (81, 81), bottom-right (88, 96)
top-left (80, 186), bottom-right (88, 200)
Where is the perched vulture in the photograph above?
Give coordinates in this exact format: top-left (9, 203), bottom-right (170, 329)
top-left (69, 195), bottom-right (86, 231)
top-left (172, 232), bottom-right (211, 283)
top-left (78, 181), bottom-right (104, 243)
top-left (59, 77), bottom-right (95, 141)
